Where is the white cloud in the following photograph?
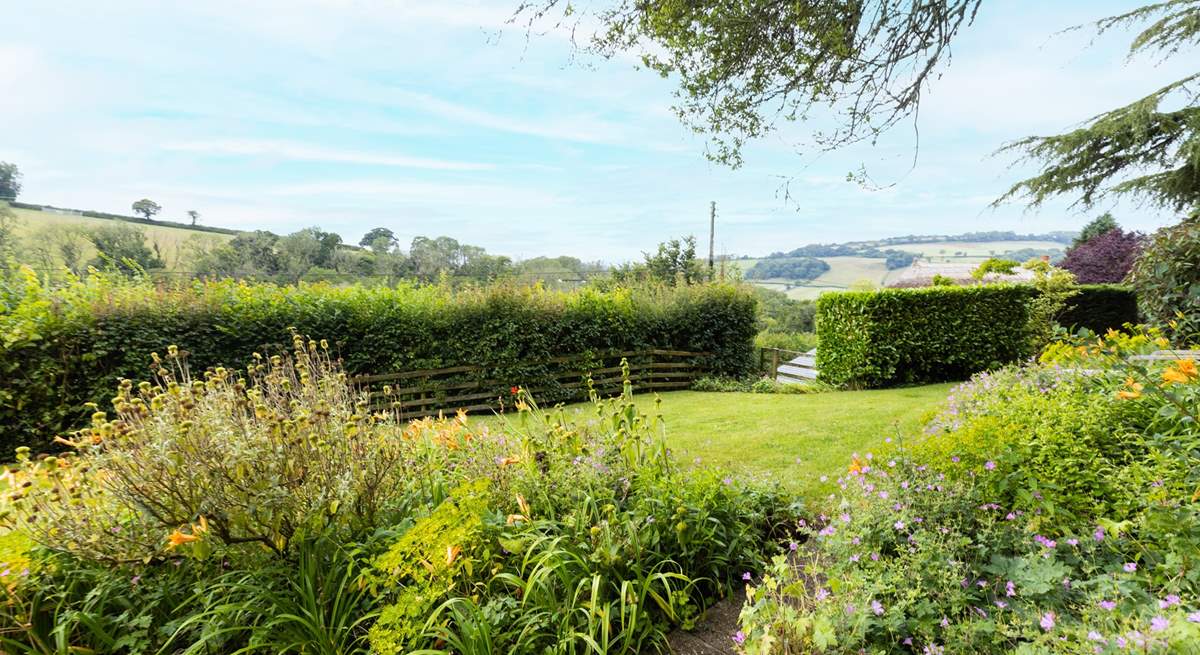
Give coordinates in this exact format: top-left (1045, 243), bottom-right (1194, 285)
top-left (162, 139), bottom-right (495, 171)
top-left (386, 89), bottom-right (634, 145)
top-left (263, 178), bottom-right (566, 210)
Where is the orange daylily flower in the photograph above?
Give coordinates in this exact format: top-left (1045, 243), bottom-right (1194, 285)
top-left (848, 457), bottom-right (865, 474)
top-left (1163, 367), bottom-right (1190, 385)
top-left (1117, 377), bottom-right (1144, 400)
top-left (446, 545), bottom-right (461, 566)
top-left (166, 529), bottom-right (200, 550)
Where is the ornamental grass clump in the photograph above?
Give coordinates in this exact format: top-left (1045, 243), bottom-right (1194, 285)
top-left (8, 332), bottom-right (415, 563)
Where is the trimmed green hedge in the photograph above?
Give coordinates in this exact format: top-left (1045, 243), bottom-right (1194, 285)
top-left (815, 285), bottom-right (1036, 388)
top-left (0, 274), bottom-right (756, 453)
top-left (1056, 284), bottom-right (1139, 334)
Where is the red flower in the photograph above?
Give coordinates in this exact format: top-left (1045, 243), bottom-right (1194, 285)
top-left (510, 386), bottom-right (519, 395)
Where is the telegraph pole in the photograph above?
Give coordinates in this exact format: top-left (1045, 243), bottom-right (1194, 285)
top-left (707, 201), bottom-right (716, 277)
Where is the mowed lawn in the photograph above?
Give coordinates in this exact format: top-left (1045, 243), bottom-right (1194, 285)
top-left (477, 384), bottom-right (955, 500)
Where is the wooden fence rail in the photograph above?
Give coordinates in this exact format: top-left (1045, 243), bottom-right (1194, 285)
top-left (352, 349), bottom-right (709, 420)
top-left (758, 347), bottom-right (818, 383)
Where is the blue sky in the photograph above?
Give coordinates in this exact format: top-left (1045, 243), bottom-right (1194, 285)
top-left (1, 1), bottom-right (1190, 261)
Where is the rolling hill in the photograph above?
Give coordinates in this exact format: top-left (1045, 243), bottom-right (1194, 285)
top-left (731, 233), bottom-right (1071, 300)
top-left (4, 203), bottom-right (235, 271)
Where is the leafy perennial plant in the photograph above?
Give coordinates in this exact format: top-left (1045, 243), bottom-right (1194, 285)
top-left (737, 327), bottom-right (1200, 653)
top-left (0, 337), bottom-right (792, 654)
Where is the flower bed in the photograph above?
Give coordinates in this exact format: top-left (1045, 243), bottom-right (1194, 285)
top-left (737, 328), bottom-right (1200, 652)
top-left (0, 336), bottom-right (794, 653)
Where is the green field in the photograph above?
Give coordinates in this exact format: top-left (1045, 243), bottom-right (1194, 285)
top-left (5, 205), bottom-right (233, 270)
top-left (745, 256), bottom-right (899, 300)
top-left (733, 239), bottom-right (1068, 299)
top-left (889, 239), bottom-right (1065, 261)
top-left (479, 384), bottom-right (954, 500)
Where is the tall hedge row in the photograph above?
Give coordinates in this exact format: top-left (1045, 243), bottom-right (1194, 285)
top-left (1056, 284), bottom-right (1139, 334)
top-left (815, 285), bottom-right (1037, 388)
top-left (0, 273), bottom-right (757, 453)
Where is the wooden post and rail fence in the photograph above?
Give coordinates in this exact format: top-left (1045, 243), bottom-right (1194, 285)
top-left (757, 347), bottom-right (818, 383)
top-left (351, 348), bottom-right (710, 420)
top-left (349, 345), bottom-right (826, 420)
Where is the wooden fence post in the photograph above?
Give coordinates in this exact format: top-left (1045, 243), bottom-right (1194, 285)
top-left (770, 349), bottom-right (779, 378)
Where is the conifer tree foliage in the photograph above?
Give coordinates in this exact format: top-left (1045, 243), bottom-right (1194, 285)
top-left (997, 1), bottom-right (1200, 213)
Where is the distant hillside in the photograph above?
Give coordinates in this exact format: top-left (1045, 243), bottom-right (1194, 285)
top-left (4, 203), bottom-right (235, 271)
top-left (758, 230), bottom-right (1075, 260)
top-left (9, 201), bottom-right (239, 236)
top-left (734, 230), bottom-right (1075, 300)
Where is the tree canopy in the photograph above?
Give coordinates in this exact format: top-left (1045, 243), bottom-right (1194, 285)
top-left (1073, 213), bottom-right (1120, 248)
top-left (131, 198), bottom-right (161, 220)
top-left (360, 227), bottom-right (398, 250)
top-left (516, 1), bottom-right (1199, 213)
top-left (0, 162), bottom-right (21, 200)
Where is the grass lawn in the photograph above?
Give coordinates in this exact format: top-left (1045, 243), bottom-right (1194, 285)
top-left (477, 383), bottom-right (955, 501)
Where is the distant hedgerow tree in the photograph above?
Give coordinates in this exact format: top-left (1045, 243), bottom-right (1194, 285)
top-left (1060, 228), bottom-right (1143, 283)
top-left (187, 209), bottom-right (200, 226)
top-left (360, 227), bottom-right (398, 251)
top-left (1072, 213), bottom-right (1119, 248)
top-left (0, 162), bottom-right (21, 200)
top-left (131, 198), bottom-right (161, 220)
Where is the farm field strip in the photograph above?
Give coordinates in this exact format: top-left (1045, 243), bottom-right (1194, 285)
top-left (7, 206), bottom-right (234, 270)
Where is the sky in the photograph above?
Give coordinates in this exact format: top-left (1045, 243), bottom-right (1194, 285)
top-left (1, 1), bottom-right (1191, 262)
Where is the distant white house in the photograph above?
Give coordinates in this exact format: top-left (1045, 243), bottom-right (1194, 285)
top-left (886, 261), bottom-right (1036, 288)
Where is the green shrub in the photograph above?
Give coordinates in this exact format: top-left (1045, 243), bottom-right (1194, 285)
top-left (738, 335), bottom-right (1200, 653)
top-left (1130, 214), bottom-right (1200, 345)
top-left (753, 330), bottom-right (817, 352)
top-left (10, 336), bottom-right (422, 564)
top-left (970, 257), bottom-right (1019, 280)
top-left (1055, 284), bottom-right (1139, 333)
top-left (0, 273), bottom-right (757, 453)
top-left (753, 287), bottom-right (815, 333)
top-left (919, 363), bottom-right (1166, 527)
top-left (815, 285), bottom-right (1036, 388)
